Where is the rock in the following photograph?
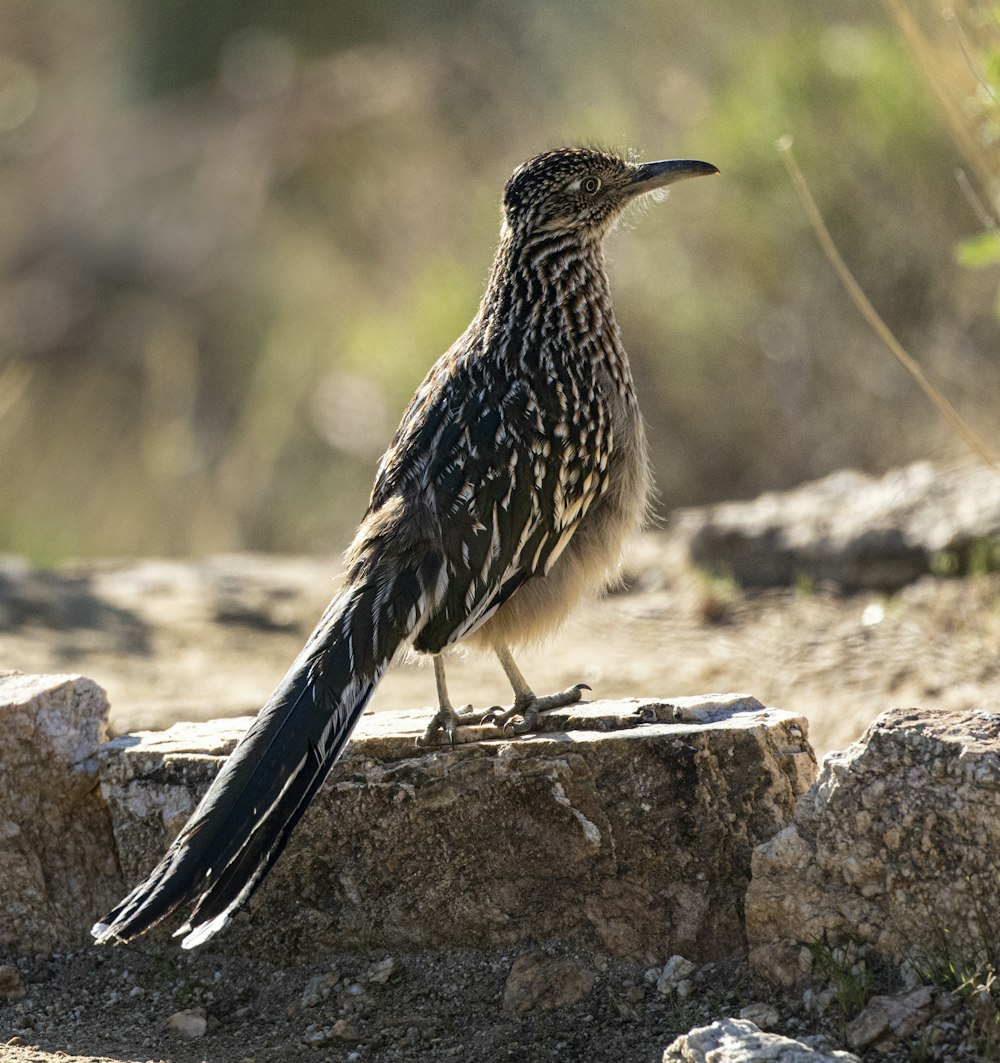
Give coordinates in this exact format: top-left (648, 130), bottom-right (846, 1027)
top-left (662, 1018), bottom-right (861, 1061)
top-left (502, 951), bottom-right (595, 1014)
top-left (0, 964), bottom-right (24, 999)
top-left (802, 985), bottom-right (836, 1016)
top-left (747, 707), bottom-right (1000, 985)
top-left (330, 1019), bottom-right (360, 1040)
top-left (0, 672), bottom-right (123, 951)
top-left (166, 1006), bottom-right (207, 1039)
top-left (97, 693), bottom-right (816, 962)
top-left (301, 970), bottom-right (340, 1008)
top-left (738, 1002), bottom-right (779, 1029)
top-left (656, 955), bottom-right (696, 995)
top-left (845, 986), bottom-right (935, 1049)
top-left (364, 957), bottom-right (398, 985)
top-left (673, 460), bottom-right (1000, 591)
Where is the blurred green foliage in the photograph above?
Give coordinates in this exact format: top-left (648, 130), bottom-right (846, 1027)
top-left (0, 0), bottom-right (996, 560)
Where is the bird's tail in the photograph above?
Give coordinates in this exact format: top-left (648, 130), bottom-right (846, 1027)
top-left (92, 546), bottom-right (441, 948)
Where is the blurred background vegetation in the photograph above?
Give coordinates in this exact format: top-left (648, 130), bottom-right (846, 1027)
top-left (0, 0), bottom-right (996, 562)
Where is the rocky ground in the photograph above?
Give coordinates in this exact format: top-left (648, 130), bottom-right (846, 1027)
top-left (1, 939), bottom-right (994, 1062)
top-left (2, 946), bottom-right (755, 1063)
top-left (3, 462), bottom-right (1000, 1061)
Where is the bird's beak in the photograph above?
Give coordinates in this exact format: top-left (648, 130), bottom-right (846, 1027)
top-left (627, 158), bottom-right (719, 196)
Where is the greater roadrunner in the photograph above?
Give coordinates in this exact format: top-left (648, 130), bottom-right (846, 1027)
top-left (93, 147), bottom-right (717, 948)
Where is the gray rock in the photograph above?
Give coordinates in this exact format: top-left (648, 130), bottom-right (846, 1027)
top-left (98, 693), bottom-right (816, 962)
top-left (166, 1006), bottom-right (207, 1039)
top-left (330, 1019), bottom-right (360, 1040)
top-left (0, 672), bottom-right (123, 950)
top-left (747, 707), bottom-right (1000, 984)
top-left (656, 954), bottom-right (696, 995)
top-left (845, 985), bottom-right (935, 1049)
top-left (662, 1018), bottom-right (861, 1061)
top-left (301, 970), bottom-right (340, 1008)
top-left (738, 1002), bottom-right (780, 1029)
top-left (673, 461), bottom-right (1000, 591)
top-left (364, 957), bottom-right (398, 985)
top-left (502, 950), bottom-right (595, 1014)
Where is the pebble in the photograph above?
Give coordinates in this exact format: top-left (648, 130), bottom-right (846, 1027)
top-left (365, 957), bottom-right (398, 985)
top-left (166, 1006), bottom-right (208, 1040)
top-left (301, 970), bottom-right (340, 1008)
top-left (332, 1018), bottom-right (361, 1040)
top-left (656, 954), bottom-right (696, 995)
top-left (738, 1002), bottom-right (779, 1029)
top-left (303, 1024), bottom-right (332, 1045)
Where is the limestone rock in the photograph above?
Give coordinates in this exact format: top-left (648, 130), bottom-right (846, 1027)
top-left (98, 693), bottom-right (816, 962)
top-left (747, 707), bottom-right (1000, 984)
top-left (0, 672), bottom-right (123, 950)
top-left (674, 460), bottom-right (1000, 591)
top-left (502, 950), bottom-right (595, 1014)
top-left (662, 1018), bottom-right (861, 1061)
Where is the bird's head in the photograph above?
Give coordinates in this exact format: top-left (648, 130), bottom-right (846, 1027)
top-left (502, 147), bottom-right (718, 243)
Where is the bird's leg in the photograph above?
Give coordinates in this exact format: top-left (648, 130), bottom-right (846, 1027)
top-left (484, 645), bottom-right (590, 735)
top-left (418, 654), bottom-right (478, 745)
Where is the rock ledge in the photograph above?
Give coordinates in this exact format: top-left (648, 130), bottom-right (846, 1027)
top-left (99, 693), bottom-right (817, 962)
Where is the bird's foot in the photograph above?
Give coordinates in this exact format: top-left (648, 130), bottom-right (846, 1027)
top-left (417, 703), bottom-right (478, 746)
top-left (483, 683), bottom-right (591, 735)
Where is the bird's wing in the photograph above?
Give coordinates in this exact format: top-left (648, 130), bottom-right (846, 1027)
top-left (369, 344), bottom-right (610, 653)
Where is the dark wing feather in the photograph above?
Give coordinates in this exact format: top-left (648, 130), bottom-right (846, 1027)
top-left (369, 338), bottom-right (609, 655)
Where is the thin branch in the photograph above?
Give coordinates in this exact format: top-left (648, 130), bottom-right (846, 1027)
top-left (955, 166), bottom-right (998, 231)
top-left (776, 135), bottom-right (1000, 475)
top-left (944, 5), bottom-right (999, 104)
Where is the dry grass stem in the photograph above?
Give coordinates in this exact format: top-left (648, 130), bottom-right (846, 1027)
top-left (777, 135), bottom-right (1000, 476)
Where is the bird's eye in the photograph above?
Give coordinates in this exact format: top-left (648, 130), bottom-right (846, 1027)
top-left (581, 176), bottom-right (601, 195)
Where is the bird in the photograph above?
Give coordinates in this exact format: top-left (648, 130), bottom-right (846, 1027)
top-left (92, 146), bottom-right (718, 949)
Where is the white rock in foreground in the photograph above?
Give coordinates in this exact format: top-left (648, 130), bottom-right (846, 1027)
top-left (662, 1018), bottom-right (860, 1062)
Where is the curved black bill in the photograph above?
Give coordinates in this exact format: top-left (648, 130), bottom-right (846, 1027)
top-left (629, 158), bottom-right (719, 194)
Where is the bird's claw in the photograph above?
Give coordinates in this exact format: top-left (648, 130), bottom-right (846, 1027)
top-left (417, 704), bottom-right (476, 746)
top-left (484, 682), bottom-right (591, 735)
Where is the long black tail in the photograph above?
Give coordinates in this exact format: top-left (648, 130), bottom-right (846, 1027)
top-left (92, 548), bottom-right (439, 948)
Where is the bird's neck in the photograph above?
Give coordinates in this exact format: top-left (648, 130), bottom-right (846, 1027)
top-left (478, 229), bottom-right (626, 376)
